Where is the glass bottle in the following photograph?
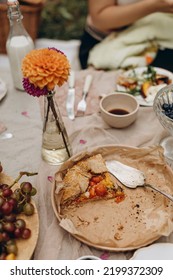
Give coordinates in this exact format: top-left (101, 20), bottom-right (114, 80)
top-left (6, 0), bottom-right (34, 91)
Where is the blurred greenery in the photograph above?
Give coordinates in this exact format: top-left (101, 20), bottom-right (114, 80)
top-left (38, 0), bottom-right (88, 40)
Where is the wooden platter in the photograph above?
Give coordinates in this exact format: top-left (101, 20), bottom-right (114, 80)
top-left (0, 172), bottom-right (39, 260)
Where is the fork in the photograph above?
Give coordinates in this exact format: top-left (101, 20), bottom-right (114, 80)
top-left (77, 74), bottom-right (93, 115)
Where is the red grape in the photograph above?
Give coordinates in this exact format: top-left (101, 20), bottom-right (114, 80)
top-left (20, 182), bottom-right (32, 194)
top-left (0, 253), bottom-right (6, 260)
top-left (14, 228), bottom-right (23, 238)
top-left (1, 201), bottom-right (13, 215)
top-left (0, 222), bottom-right (3, 232)
top-left (2, 188), bottom-right (13, 198)
top-left (4, 213), bottom-right (16, 222)
top-left (0, 232), bottom-right (3, 242)
top-left (8, 198), bottom-right (17, 210)
top-left (22, 228), bottom-right (31, 239)
top-left (1, 232), bottom-right (10, 242)
top-left (0, 184), bottom-right (8, 190)
top-left (0, 196), bottom-right (5, 208)
top-left (3, 222), bottom-right (15, 233)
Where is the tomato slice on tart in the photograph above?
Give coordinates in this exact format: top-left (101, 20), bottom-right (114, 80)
top-left (60, 154), bottom-right (125, 207)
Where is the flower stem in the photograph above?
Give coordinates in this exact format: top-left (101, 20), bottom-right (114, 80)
top-left (43, 97), bottom-right (51, 132)
top-left (48, 94), bottom-right (71, 158)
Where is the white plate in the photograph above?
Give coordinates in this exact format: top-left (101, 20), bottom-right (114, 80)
top-left (131, 243), bottom-right (173, 260)
top-left (0, 78), bottom-right (7, 101)
top-left (117, 67), bottom-right (173, 107)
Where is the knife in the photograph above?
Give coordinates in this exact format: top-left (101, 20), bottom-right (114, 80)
top-left (66, 71), bottom-right (75, 120)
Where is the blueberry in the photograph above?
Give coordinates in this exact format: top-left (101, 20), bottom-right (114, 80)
top-left (168, 114), bottom-right (173, 120)
top-left (162, 103), bottom-right (171, 111)
top-left (165, 111), bottom-right (170, 117)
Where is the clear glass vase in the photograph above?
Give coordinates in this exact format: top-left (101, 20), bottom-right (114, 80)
top-left (153, 84), bottom-right (173, 166)
top-left (41, 91), bottom-right (72, 165)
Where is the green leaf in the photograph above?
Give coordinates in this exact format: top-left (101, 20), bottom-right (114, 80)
top-left (58, 7), bottom-right (73, 20)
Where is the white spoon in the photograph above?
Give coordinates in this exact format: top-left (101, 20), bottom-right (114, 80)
top-left (106, 160), bottom-right (173, 202)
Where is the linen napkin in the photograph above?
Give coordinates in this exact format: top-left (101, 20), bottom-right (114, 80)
top-left (88, 13), bottom-right (173, 70)
top-left (55, 68), bottom-right (119, 116)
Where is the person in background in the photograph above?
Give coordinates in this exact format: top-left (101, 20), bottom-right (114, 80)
top-left (79, 0), bottom-right (173, 70)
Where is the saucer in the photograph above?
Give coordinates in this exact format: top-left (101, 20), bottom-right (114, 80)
top-left (77, 255), bottom-right (100, 260)
top-left (131, 243), bottom-right (173, 260)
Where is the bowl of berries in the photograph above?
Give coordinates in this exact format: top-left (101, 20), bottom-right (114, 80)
top-left (153, 84), bottom-right (173, 162)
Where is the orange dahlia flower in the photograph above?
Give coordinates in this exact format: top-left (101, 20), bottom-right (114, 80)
top-left (22, 48), bottom-right (70, 91)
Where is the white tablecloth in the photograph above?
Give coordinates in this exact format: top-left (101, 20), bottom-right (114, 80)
top-left (0, 39), bottom-right (173, 260)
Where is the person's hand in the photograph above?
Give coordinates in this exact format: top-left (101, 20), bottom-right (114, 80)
top-left (88, 0), bottom-right (173, 32)
top-left (155, 0), bottom-right (173, 13)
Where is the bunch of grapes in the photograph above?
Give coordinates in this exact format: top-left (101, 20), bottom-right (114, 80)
top-left (0, 163), bottom-right (37, 260)
top-left (0, 163), bottom-right (2, 174)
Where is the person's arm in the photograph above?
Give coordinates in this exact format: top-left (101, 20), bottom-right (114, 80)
top-left (88, 0), bottom-right (173, 32)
